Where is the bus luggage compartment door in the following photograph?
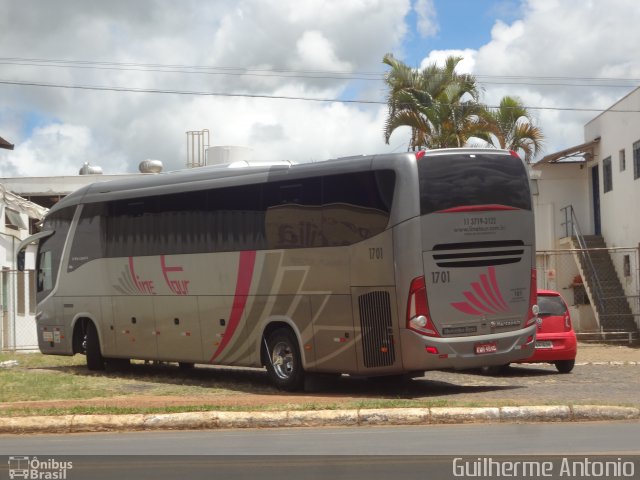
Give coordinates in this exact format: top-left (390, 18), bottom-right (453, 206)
top-left (112, 296), bottom-right (158, 359)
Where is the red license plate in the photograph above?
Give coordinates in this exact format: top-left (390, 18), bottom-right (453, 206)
top-left (475, 341), bottom-right (498, 355)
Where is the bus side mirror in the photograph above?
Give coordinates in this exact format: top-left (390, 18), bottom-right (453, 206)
top-left (17, 250), bottom-right (25, 272)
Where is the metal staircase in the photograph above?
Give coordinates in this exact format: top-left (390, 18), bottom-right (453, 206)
top-left (570, 235), bottom-right (637, 332)
top-left (560, 206), bottom-right (638, 340)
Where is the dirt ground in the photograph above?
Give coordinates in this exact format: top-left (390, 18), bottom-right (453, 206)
top-left (2, 343), bottom-right (639, 412)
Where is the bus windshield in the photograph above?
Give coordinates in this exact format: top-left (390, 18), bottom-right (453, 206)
top-left (418, 152), bottom-right (532, 214)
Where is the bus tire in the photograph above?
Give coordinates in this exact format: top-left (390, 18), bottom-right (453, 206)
top-left (85, 321), bottom-right (105, 371)
top-left (265, 328), bottom-right (305, 392)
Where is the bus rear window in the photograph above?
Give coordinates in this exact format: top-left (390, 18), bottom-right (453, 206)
top-left (418, 153), bottom-right (532, 214)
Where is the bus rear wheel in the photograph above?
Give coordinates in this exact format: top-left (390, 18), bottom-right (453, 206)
top-left (265, 328), bottom-right (305, 392)
top-left (84, 321), bottom-right (105, 371)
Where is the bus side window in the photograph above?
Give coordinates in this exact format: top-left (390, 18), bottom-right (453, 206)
top-left (37, 251), bottom-right (53, 292)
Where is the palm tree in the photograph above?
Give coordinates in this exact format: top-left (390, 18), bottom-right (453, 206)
top-left (477, 96), bottom-right (544, 162)
top-left (382, 54), bottom-right (483, 150)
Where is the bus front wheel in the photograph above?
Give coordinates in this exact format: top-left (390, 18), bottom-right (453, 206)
top-left (265, 328), bottom-right (305, 392)
top-left (84, 321), bottom-right (105, 371)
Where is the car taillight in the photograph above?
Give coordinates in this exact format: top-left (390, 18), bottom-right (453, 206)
top-left (564, 314), bottom-right (572, 331)
top-left (407, 276), bottom-right (440, 337)
top-left (525, 269), bottom-right (538, 327)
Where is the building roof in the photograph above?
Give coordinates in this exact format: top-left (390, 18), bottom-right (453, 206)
top-left (0, 185), bottom-right (48, 220)
top-left (537, 137), bottom-right (600, 164)
top-left (0, 135), bottom-right (14, 150)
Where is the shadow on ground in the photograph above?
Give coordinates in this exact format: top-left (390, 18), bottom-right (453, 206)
top-left (38, 361), bottom-right (526, 400)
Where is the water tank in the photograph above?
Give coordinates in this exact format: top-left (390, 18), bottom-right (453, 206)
top-left (206, 146), bottom-right (253, 166)
top-left (139, 159), bottom-right (164, 173)
top-left (78, 162), bottom-right (103, 175)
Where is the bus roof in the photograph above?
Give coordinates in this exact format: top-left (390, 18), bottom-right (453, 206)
top-left (47, 153), bottom-right (416, 214)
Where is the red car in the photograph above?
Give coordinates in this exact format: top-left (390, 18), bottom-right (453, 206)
top-left (484, 289), bottom-right (577, 374)
top-left (518, 289), bottom-right (578, 373)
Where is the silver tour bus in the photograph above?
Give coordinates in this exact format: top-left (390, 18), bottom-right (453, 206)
top-left (19, 149), bottom-right (537, 391)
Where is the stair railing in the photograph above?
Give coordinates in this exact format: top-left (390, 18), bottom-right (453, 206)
top-left (560, 205), bottom-right (606, 315)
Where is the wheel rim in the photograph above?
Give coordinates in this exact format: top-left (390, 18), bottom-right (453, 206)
top-left (271, 341), bottom-right (295, 380)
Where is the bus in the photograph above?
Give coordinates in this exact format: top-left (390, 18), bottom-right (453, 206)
top-left (18, 148), bottom-right (538, 391)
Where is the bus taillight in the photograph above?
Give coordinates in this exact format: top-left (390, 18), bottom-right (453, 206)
top-left (407, 276), bottom-right (440, 337)
top-left (526, 269), bottom-right (538, 327)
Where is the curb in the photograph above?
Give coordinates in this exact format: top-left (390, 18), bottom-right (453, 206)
top-left (576, 361), bottom-right (639, 366)
top-left (1, 405), bottom-right (638, 434)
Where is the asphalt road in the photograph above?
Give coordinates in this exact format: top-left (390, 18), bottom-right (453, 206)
top-left (2, 423), bottom-right (640, 480)
top-left (3, 421), bottom-right (640, 455)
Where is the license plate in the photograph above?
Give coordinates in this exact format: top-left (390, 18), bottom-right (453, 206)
top-left (475, 341), bottom-right (498, 355)
top-left (535, 340), bottom-right (553, 349)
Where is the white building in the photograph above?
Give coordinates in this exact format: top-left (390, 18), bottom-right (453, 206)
top-left (532, 87), bottom-right (640, 335)
top-left (0, 170), bottom-right (144, 350)
top-left (0, 187), bottom-right (47, 350)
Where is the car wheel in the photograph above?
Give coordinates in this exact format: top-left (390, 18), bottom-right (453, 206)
top-left (555, 359), bottom-right (575, 373)
top-left (265, 328), bottom-right (305, 391)
top-left (481, 364), bottom-right (510, 375)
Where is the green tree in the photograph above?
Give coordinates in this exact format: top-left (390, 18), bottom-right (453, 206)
top-left (382, 54), bottom-right (483, 150)
top-left (476, 95), bottom-right (544, 162)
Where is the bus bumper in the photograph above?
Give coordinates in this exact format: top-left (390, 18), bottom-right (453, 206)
top-left (399, 324), bottom-right (537, 371)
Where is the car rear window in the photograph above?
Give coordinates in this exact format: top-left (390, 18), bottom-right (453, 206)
top-left (537, 295), bottom-right (567, 316)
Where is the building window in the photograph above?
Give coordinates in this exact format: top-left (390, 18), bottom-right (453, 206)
top-left (634, 140), bottom-right (640, 180)
top-left (602, 157), bottom-right (612, 193)
top-left (5, 208), bottom-right (27, 230)
top-left (619, 149), bottom-right (626, 171)
top-left (623, 255), bottom-right (631, 277)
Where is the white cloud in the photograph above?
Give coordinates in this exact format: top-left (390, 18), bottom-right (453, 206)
top-left (2, 0), bottom-right (638, 175)
top-left (5, 123), bottom-right (128, 177)
top-left (420, 49), bottom-right (477, 73)
top-left (414, 0), bottom-right (439, 38)
top-left (471, 0), bottom-right (640, 156)
top-left (294, 31), bottom-right (352, 72)
top-left (0, 0), bottom-right (410, 176)
top-left (413, 0), bottom-right (640, 159)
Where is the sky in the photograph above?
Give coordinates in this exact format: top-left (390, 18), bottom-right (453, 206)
top-left (1, 0), bottom-right (639, 176)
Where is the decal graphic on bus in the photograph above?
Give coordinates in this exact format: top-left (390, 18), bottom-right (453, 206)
top-left (450, 266), bottom-right (511, 316)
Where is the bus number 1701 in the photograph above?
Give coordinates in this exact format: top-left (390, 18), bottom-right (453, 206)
top-left (432, 271), bottom-right (451, 284)
top-left (369, 248), bottom-right (384, 260)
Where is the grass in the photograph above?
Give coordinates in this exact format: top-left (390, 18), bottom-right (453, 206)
top-left (0, 351), bottom-right (249, 404)
top-left (2, 351), bottom-right (638, 417)
top-left (0, 351), bottom-right (488, 417)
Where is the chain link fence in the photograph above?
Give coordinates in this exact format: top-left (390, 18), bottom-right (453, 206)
top-left (1, 269), bottom-right (38, 351)
top-left (537, 247), bottom-right (640, 333)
